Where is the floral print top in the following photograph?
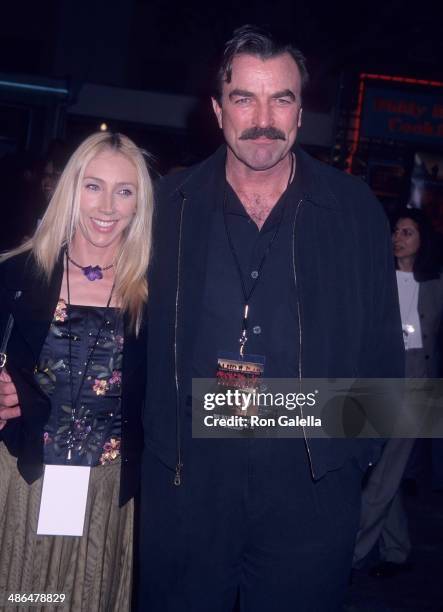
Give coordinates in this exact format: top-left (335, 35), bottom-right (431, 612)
top-left (35, 299), bottom-right (124, 467)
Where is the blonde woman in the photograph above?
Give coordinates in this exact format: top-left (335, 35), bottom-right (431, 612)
top-left (0, 132), bottom-right (152, 610)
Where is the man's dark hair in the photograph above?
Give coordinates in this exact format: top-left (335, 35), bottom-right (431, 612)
top-left (214, 24), bottom-right (309, 103)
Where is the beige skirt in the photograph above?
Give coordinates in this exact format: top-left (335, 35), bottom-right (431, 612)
top-left (0, 442), bottom-right (133, 612)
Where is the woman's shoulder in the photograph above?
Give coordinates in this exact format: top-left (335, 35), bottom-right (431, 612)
top-left (427, 272), bottom-right (443, 286)
top-left (420, 272), bottom-right (443, 300)
top-left (0, 251), bottom-right (36, 288)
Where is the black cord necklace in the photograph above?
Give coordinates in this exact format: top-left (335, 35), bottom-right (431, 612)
top-left (223, 152), bottom-right (295, 357)
top-left (67, 251), bottom-right (114, 281)
top-left (65, 249), bottom-right (115, 461)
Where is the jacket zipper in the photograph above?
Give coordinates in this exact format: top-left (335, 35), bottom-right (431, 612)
top-left (173, 195), bottom-right (186, 486)
top-left (292, 199), bottom-right (315, 479)
top-left (173, 194), bottom-right (315, 482)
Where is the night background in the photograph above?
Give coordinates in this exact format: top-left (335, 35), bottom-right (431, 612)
top-left (1, 0), bottom-right (442, 168)
top-left (1, 2), bottom-right (443, 609)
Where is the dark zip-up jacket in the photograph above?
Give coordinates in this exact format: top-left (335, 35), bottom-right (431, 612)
top-left (0, 252), bottom-right (146, 506)
top-left (145, 145), bottom-right (405, 481)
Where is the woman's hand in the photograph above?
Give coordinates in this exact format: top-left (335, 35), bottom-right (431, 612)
top-left (0, 369), bottom-right (21, 430)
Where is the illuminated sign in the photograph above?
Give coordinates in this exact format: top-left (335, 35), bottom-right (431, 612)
top-left (345, 74), bottom-right (443, 173)
top-left (361, 86), bottom-right (443, 144)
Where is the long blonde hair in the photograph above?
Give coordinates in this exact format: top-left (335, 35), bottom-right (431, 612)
top-left (1, 132), bottom-right (153, 334)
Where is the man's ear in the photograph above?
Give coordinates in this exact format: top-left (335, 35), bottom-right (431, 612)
top-left (212, 97), bottom-right (223, 129)
top-left (298, 107), bottom-right (303, 128)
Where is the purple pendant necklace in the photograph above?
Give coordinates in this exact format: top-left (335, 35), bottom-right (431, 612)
top-left (67, 251), bottom-right (113, 281)
top-left (65, 249), bottom-right (115, 461)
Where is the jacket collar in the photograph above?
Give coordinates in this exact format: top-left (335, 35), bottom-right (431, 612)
top-left (167, 145), bottom-right (226, 202)
top-left (295, 146), bottom-right (341, 211)
top-left (167, 144), bottom-right (342, 389)
top-left (169, 144), bottom-right (341, 211)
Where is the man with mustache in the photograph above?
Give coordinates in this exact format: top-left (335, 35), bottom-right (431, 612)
top-left (139, 25), bottom-right (404, 612)
top-left (0, 24), bottom-right (404, 612)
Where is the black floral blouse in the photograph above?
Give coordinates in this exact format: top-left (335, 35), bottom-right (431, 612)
top-left (35, 299), bottom-right (124, 467)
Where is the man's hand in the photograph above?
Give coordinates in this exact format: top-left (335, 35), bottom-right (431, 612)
top-left (0, 369), bottom-right (21, 430)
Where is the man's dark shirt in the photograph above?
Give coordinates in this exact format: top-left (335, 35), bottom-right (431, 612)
top-left (192, 159), bottom-right (302, 380)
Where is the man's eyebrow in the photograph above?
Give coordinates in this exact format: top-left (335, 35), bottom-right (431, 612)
top-left (271, 89), bottom-right (296, 101)
top-left (228, 89), bottom-right (255, 100)
top-left (228, 89), bottom-right (297, 101)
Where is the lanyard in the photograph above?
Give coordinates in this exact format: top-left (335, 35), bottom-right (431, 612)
top-left (65, 249), bottom-right (115, 461)
top-left (223, 153), bottom-right (294, 357)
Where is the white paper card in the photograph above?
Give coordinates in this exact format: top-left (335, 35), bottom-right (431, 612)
top-left (37, 465), bottom-right (91, 536)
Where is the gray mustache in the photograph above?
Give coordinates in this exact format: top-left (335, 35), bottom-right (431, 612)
top-left (239, 127), bottom-right (286, 141)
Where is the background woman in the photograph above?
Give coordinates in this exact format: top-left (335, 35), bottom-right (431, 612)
top-left (354, 207), bottom-right (443, 577)
top-left (394, 209), bottom-right (443, 494)
top-left (0, 132), bottom-right (153, 610)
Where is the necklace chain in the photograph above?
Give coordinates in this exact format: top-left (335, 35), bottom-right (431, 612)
top-left (223, 152), bottom-right (295, 357)
top-left (65, 249), bottom-right (115, 461)
top-left (67, 252), bottom-right (113, 281)
top-left (67, 253), bottom-right (113, 271)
